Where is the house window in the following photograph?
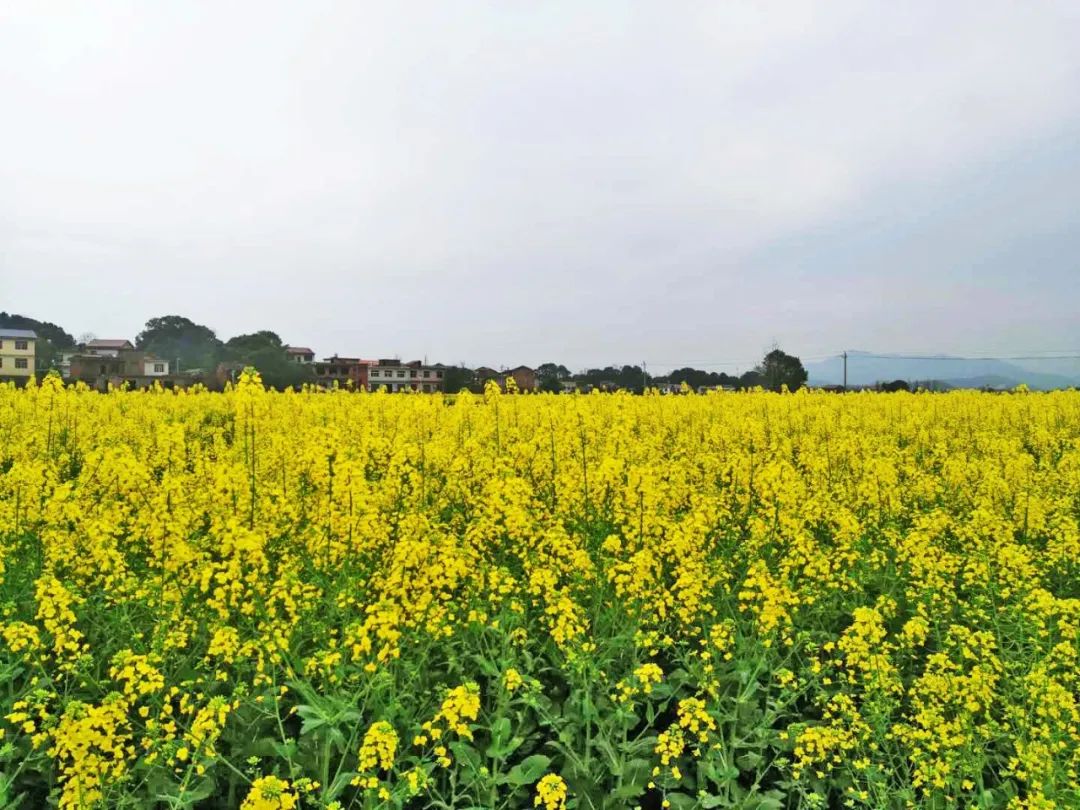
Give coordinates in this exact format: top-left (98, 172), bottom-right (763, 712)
top-left (0, 357), bottom-right (3, 367)
top-left (436, 371), bottom-right (443, 379)
top-left (15, 358), bottom-right (28, 369)
top-left (15, 340), bottom-right (28, 350)
top-left (154, 363), bottom-right (165, 373)
top-left (423, 370), bottom-right (430, 378)
top-left (423, 383), bottom-right (431, 392)
top-left (371, 370), bottom-right (379, 377)
top-left (410, 370), bottom-right (417, 378)
top-left (397, 370), bottom-right (405, 378)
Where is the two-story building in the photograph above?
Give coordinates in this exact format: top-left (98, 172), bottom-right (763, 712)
top-left (367, 359), bottom-right (444, 393)
top-left (0, 328), bottom-right (37, 382)
top-left (472, 365), bottom-right (537, 392)
top-left (69, 349), bottom-right (170, 389)
top-left (503, 366), bottom-right (537, 392)
top-left (313, 356), bottom-right (370, 390)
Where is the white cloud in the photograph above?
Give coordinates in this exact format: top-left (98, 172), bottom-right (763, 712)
top-left (2, 1), bottom-right (1078, 366)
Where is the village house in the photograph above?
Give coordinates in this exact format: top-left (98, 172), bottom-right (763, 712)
top-left (502, 365), bottom-right (537, 392)
top-left (69, 348), bottom-right (172, 390)
top-left (83, 338), bottom-right (135, 356)
top-left (214, 361), bottom-right (247, 389)
top-left (285, 346), bottom-right (315, 364)
top-left (472, 365), bottom-right (537, 392)
top-left (313, 356), bottom-right (370, 390)
top-left (0, 328), bottom-right (36, 382)
top-left (368, 359), bottom-right (444, 393)
top-left (652, 381), bottom-right (683, 394)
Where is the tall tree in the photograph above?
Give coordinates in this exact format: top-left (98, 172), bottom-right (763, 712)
top-left (136, 315), bottom-right (223, 372)
top-left (537, 362), bottom-right (571, 392)
top-left (754, 348), bottom-right (807, 392)
top-left (439, 365), bottom-right (474, 394)
top-left (224, 331), bottom-right (312, 389)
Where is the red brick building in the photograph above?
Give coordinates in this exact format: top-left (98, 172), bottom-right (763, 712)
top-left (313, 356), bottom-right (369, 390)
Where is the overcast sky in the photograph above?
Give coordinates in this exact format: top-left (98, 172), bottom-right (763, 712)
top-left (2, 2), bottom-right (1079, 372)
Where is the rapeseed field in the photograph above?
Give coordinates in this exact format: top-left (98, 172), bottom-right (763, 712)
top-left (1, 372), bottom-right (1078, 809)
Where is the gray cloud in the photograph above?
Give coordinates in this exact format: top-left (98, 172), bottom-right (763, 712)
top-left (3, 1), bottom-right (1079, 371)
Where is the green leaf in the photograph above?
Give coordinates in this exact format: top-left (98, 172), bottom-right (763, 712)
top-left (327, 770), bottom-right (357, 801)
top-left (736, 751), bottom-right (763, 771)
top-left (621, 735), bottom-right (658, 758)
top-left (181, 777), bottom-right (218, 804)
top-left (486, 717), bottom-right (513, 758)
top-left (449, 741), bottom-right (485, 786)
top-left (503, 754), bottom-right (552, 786)
top-left (620, 758), bottom-right (652, 789)
top-left (745, 796), bottom-right (784, 810)
top-left (294, 704), bottom-right (327, 736)
top-left (665, 793), bottom-right (697, 810)
top-left (272, 739), bottom-right (298, 760)
top-left (241, 736), bottom-right (281, 759)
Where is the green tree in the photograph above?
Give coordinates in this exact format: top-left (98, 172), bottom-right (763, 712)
top-left (881, 379), bottom-right (911, 393)
top-left (667, 367), bottom-right (741, 390)
top-left (754, 348), bottom-right (807, 392)
top-left (136, 315), bottom-right (223, 373)
top-left (537, 362), bottom-right (571, 392)
top-left (224, 331), bottom-right (312, 390)
top-left (439, 365), bottom-right (474, 394)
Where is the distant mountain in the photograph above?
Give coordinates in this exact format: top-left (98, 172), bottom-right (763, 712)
top-left (806, 351), bottom-right (1080, 391)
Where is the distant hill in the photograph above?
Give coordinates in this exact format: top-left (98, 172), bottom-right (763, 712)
top-left (806, 351), bottom-right (1080, 391)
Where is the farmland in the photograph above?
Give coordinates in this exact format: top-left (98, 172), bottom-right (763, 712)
top-left (1, 374), bottom-right (1079, 809)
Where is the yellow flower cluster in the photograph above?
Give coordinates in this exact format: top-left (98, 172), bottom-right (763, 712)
top-left (534, 773), bottom-right (568, 810)
top-left (241, 775), bottom-right (298, 810)
top-left (46, 696), bottom-right (133, 810)
top-left (352, 720), bottom-right (399, 792)
top-left (415, 683), bottom-right (481, 767)
top-left (0, 379), bottom-right (1078, 806)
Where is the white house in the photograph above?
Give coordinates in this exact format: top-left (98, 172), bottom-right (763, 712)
top-left (143, 356), bottom-right (170, 376)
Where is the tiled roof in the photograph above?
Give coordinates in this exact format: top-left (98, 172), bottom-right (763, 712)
top-left (86, 339), bottom-right (134, 348)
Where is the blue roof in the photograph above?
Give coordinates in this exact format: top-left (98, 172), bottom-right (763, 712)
top-left (0, 328), bottom-right (37, 339)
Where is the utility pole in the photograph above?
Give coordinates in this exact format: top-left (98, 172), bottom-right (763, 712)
top-left (842, 351), bottom-right (848, 391)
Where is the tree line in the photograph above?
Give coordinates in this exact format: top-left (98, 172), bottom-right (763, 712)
top-left (2, 312), bottom-right (810, 393)
top-left (518, 349), bottom-right (809, 393)
top-left (1, 313), bottom-right (314, 389)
